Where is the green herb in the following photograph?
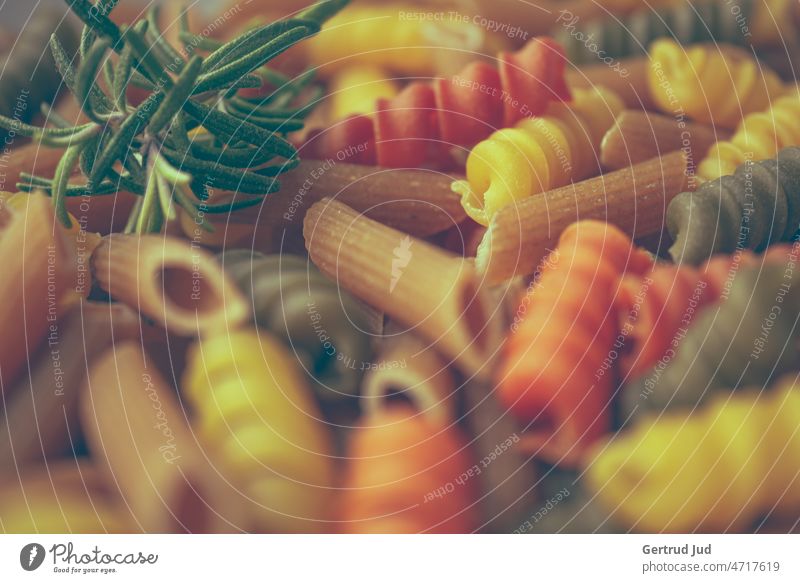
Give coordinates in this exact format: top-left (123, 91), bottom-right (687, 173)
top-left (0, 0), bottom-right (348, 232)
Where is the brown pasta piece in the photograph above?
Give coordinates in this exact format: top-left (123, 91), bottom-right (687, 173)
top-left (478, 151), bottom-right (690, 284)
top-left (90, 234), bottom-right (249, 336)
top-left (187, 161), bottom-right (465, 253)
top-left (0, 193), bottom-right (76, 392)
top-left (601, 110), bottom-right (729, 171)
top-left (304, 198), bottom-right (503, 379)
top-left (567, 57), bottom-right (655, 110)
top-left (0, 301), bottom-right (139, 470)
top-left (361, 333), bottom-right (457, 426)
top-left (0, 460), bottom-right (132, 533)
top-left (81, 342), bottom-right (245, 533)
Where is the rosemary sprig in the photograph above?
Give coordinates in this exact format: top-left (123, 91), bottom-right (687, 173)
top-left (2, 0), bottom-right (348, 232)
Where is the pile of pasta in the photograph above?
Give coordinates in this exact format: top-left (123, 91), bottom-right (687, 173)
top-left (2, 0), bottom-right (800, 535)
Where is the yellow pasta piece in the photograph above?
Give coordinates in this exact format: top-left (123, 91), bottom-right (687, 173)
top-left (647, 39), bottom-right (786, 129)
top-left (183, 329), bottom-right (335, 533)
top-left (327, 65), bottom-right (400, 120)
top-left (453, 86), bottom-right (624, 226)
top-left (697, 90), bottom-right (800, 180)
top-left (587, 375), bottom-right (800, 532)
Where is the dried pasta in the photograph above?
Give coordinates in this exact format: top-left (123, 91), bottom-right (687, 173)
top-left (218, 250), bottom-right (374, 403)
top-left (647, 39), bottom-right (786, 129)
top-left (361, 332), bottom-right (456, 426)
top-left (697, 91), bottom-right (800, 181)
top-left (621, 263), bottom-right (800, 420)
top-left (497, 221), bottom-right (653, 463)
top-left (453, 86), bottom-right (625, 225)
top-left (0, 461), bottom-right (131, 534)
top-left (557, 0), bottom-right (756, 65)
top-left (303, 37), bottom-right (571, 168)
top-left (478, 151), bottom-right (691, 284)
top-left (667, 146), bottom-right (800, 265)
top-left (304, 198), bottom-right (503, 379)
top-left (0, 193), bottom-right (76, 392)
top-left (339, 403), bottom-right (479, 533)
top-left (91, 234), bottom-right (249, 336)
top-left (588, 373), bottom-right (800, 532)
top-left (82, 342), bottom-right (243, 533)
top-left (327, 65), bottom-right (400, 120)
top-left (183, 329), bottom-right (335, 533)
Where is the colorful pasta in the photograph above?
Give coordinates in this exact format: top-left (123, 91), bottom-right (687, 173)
top-left (304, 198), bottom-right (503, 379)
top-left (556, 0), bottom-right (757, 65)
top-left (339, 403), bottom-right (479, 533)
top-left (667, 146), bottom-right (800, 265)
top-left (697, 91), bottom-right (800, 181)
top-left (183, 328), bottom-right (335, 533)
top-left (0, 461), bottom-right (132, 534)
top-left (621, 263), bottom-right (800, 420)
top-left (453, 86), bottom-right (625, 225)
top-left (90, 234), bottom-right (250, 336)
top-left (326, 65), bottom-right (400, 120)
top-left (478, 151), bottom-right (691, 284)
top-left (497, 221), bottom-right (653, 463)
top-left (647, 39), bottom-right (786, 129)
top-left (218, 250), bottom-right (374, 403)
top-left (588, 373), bottom-right (800, 532)
top-left (303, 36), bottom-right (571, 168)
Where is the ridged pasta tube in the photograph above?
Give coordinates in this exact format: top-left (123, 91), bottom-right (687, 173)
top-left (183, 329), bottom-right (335, 533)
top-left (218, 250), bottom-right (374, 403)
top-left (588, 373), bottom-right (800, 532)
top-left (698, 91), bottom-right (800, 181)
top-left (621, 263), bottom-right (800, 420)
top-left (667, 146), bottom-right (800, 265)
top-left (647, 39), bottom-right (786, 129)
top-left (453, 86), bottom-right (625, 226)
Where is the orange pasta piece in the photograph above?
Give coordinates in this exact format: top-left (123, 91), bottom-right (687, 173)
top-left (497, 220), bottom-right (652, 464)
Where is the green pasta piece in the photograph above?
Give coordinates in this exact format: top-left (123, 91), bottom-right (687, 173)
top-left (622, 263), bottom-right (800, 421)
top-left (218, 250), bottom-right (374, 404)
top-left (555, 0), bottom-right (755, 65)
top-left (668, 146), bottom-right (800, 265)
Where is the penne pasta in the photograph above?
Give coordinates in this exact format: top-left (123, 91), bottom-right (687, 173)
top-left (0, 460), bottom-right (132, 533)
top-left (304, 198), bottom-right (503, 379)
top-left (477, 151), bottom-right (691, 284)
top-left (90, 234), bottom-right (249, 336)
top-left (0, 301), bottom-right (139, 470)
top-left (361, 332), bottom-right (457, 426)
top-left (600, 110), bottom-right (730, 171)
top-left (0, 193), bottom-right (76, 393)
top-left (81, 342), bottom-right (245, 533)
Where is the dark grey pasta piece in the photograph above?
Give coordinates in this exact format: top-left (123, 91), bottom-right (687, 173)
top-left (667, 146), bottom-right (800, 265)
top-left (621, 263), bottom-right (800, 421)
top-left (218, 250), bottom-right (375, 403)
top-left (555, 0), bottom-right (755, 65)
top-left (0, 9), bottom-right (78, 141)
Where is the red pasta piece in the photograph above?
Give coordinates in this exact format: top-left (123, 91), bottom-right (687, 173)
top-left (305, 37), bottom-right (570, 169)
top-left (339, 404), bottom-right (479, 533)
top-left (497, 221), bottom-right (652, 464)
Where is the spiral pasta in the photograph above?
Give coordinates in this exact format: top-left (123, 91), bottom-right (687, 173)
top-left (556, 0), bottom-right (756, 65)
top-left (339, 403), bottom-right (479, 533)
top-left (183, 328), bottom-right (335, 533)
top-left (668, 145), bottom-right (800, 265)
top-left (698, 91), bottom-right (800, 181)
top-left (621, 263), bottom-right (800, 420)
top-left (303, 36), bottom-right (571, 168)
top-left (497, 221), bottom-right (653, 463)
top-left (647, 39), bottom-right (786, 129)
top-left (588, 373), bottom-right (800, 532)
top-left (453, 85), bottom-right (625, 225)
top-left (218, 250), bottom-right (374, 403)
top-left (327, 65), bottom-right (400, 120)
